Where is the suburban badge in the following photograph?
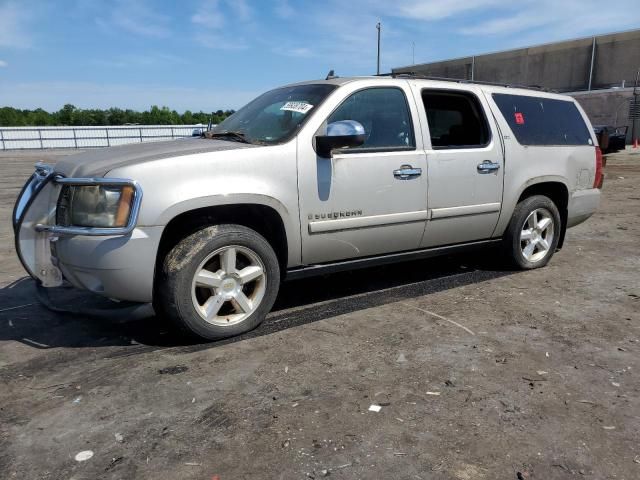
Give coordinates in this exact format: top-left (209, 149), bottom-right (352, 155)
top-left (308, 210), bottom-right (363, 221)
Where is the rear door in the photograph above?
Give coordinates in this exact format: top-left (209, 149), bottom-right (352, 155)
top-left (410, 83), bottom-right (505, 247)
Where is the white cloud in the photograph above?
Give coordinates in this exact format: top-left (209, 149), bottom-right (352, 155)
top-left (0, 60), bottom-right (7, 68)
top-left (0, 81), bottom-right (258, 111)
top-left (0, 1), bottom-right (34, 48)
top-left (459, 11), bottom-right (548, 36)
top-left (274, 47), bottom-right (313, 58)
top-left (190, 0), bottom-right (254, 50)
top-left (192, 0), bottom-right (225, 29)
top-left (298, 0), bottom-right (639, 43)
top-left (226, 0), bottom-right (251, 21)
top-left (283, 4), bottom-right (401, 73)
top-left (191, 0), bottom-right (253, 28)
top-left (194, 33), bottom-right (249, 51)
top-left (394, 0), bottom-right (504, 21)
top-left (90, 53), bottom-right (187, 69)
top-left (274, 0), bottom-right (295, 19)
top-left (97, 0), bottom-right (171, 38)
top-left (457, 0), bottom-right (640, 38)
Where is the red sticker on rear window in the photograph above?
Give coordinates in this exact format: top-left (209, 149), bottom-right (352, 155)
top-left (514, 112), bottom-right (525, 124)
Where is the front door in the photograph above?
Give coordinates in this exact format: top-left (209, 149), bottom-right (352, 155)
top-left (297, 83), bottom-right (428, 265)
top-left (411, 85), bottom-right (505, 247)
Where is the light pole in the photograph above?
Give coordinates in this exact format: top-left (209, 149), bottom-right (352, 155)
top-left (376, 22), bottom-right (381, 75)
top-left (632, 68), bottom-right (640, 146)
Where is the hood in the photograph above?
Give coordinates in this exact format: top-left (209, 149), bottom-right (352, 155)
top-left (54, 138), bottom-right (259, 177)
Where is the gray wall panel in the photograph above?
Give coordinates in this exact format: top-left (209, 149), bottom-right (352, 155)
top-left (394, 29), bottom-right (640, 92)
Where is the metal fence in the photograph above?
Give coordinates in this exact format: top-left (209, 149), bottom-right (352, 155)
top-left (0, 125), bottom-right (206, 150)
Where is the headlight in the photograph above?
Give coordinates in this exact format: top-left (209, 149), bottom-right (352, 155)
top-left (57, 184), bottom-right (135, 228)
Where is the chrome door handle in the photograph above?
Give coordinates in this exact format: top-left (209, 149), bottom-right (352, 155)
top-left (477, 160), bottom-right (501, 174)
top-left (393, 165), bottom-right (422, 180)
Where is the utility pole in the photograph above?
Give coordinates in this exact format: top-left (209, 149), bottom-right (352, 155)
top-left (376, 22), bottom-right (381, 75)
top-left (632, 68), bottom-right (640, 146)
top-left (412, 41), bottom-right (415, 65)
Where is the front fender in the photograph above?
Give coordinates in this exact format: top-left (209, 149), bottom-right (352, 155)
top-left (156, 193), bottom-right (292, 225)
top-left (107, 145), bottom-right (302, 267)
top-left (156, 192), bottom-right (301, 266)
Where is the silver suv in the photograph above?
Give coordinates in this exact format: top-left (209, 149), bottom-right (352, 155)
top-left (13, 76), bottom-right (602, 339)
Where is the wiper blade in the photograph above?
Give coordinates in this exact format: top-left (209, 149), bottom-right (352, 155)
top-left (203, 130), bottom-right (251, 144)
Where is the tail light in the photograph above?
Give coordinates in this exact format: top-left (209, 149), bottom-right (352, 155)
top-left (594, 146), bottom-right (604, 189)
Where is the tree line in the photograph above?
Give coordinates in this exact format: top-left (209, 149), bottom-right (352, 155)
top-left (0, 104), bottom-right (235, 127)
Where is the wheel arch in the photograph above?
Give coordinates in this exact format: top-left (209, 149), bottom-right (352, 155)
top-left (514, 178), bottom-right (569, 249)
top-left (154, 199), bottom-right (292, 292)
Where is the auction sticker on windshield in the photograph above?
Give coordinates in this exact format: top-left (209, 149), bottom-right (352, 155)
top-left (280, 101), bottom-right (314, 114)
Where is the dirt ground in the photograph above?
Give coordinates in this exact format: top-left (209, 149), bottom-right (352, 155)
top-left (0, 148), bottom-right (638, 480)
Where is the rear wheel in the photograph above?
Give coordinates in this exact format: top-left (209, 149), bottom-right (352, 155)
top-left (503, 195), bottom-right (561, 270)
top-left (155, 224), bottom-right (280, 340)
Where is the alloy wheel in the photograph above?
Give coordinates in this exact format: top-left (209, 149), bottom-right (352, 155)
top-left (190, 245), bottom-right (267, 326)
top-left (520, 208), bottom-right (555, 263)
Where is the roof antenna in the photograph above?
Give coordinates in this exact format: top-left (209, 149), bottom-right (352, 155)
top-left (326, 69), bottom-right (337, 80)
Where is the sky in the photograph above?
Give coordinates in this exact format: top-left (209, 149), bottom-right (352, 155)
top-left (0, 0), bottom-right (638, 112)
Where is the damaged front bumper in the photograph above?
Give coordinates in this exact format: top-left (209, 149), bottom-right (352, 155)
top-left (12, 163), bottom-right (64, 287)
top-left (12, 163), bottom-right (156, 302)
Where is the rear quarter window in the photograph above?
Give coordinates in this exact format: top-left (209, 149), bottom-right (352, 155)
top-left (492, 93), bottom-right (593, 146)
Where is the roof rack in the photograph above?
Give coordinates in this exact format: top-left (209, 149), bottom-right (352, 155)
top-left (385, 72), bottom-right (552, 92)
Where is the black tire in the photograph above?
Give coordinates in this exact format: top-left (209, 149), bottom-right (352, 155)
top-left (155, 224), bottom-right (280, 340)
top-left (503, 195), bottom-right (561, 270)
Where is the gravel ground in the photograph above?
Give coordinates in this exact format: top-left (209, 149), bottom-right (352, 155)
top-left (0, 148), bottom-right (638, 480)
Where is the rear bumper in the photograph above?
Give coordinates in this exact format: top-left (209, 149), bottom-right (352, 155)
top-left (54, 226), bottom-right (162, 303)
top-left (567, 188), bottom-right (600, 228)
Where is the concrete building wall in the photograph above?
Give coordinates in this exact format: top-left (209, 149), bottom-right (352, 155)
top-left (570, 89), bottom-right (633, 126)
top-left (594, 31), bottom-right (640, 88)
top-left (473, 38), bottom-right (594, 91)
top-left (393, 29), bottom-right (640, 92)
top-left (569, 89), bottom-right (636, 142)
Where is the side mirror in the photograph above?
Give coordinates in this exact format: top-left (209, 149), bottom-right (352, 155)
top-left (315, 120), bottom-right (366, 158)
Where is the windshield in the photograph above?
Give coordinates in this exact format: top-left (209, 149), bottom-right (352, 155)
top-left (211, 84), bottom-right (337, 145)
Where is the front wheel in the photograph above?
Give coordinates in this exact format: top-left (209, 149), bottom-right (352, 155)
top-left (155, 224), bottom-right (280, 340)
top-left (503, 195), bottom-right (561, 270)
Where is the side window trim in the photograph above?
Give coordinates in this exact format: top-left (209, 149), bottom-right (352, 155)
top-left (421, 88), bottom-right (493, 151)
top-left (325, 86), bottom-right (417, 154)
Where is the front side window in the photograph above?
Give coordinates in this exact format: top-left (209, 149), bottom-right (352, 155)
top-left (327, 87), bottom-right (415, 151)
top-left (422, 90), bottom-right (490, 149)
top-left (212, 84), bottom-right (337, 145)
top-left (492, 93), bottom-right (592, 146)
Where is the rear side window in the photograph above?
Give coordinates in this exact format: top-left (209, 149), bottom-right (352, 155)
top-left (492, 93), bottom-right (592, 146)
top-left (422, 90), bottom-right (490, 149)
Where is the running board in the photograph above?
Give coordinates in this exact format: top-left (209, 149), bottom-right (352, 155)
top-left (285, 239), bottom-right (502, 280)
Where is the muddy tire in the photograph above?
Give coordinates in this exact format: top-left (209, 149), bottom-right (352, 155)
top-left (155, 224), bottom-right (280, 340)
top-left (503, 195), bottom-right (561, 270)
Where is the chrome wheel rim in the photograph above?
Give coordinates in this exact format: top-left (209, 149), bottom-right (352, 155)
top-left (191, 245), bottom-right (266, 326)
top-left (520, 208), bottom-right (555, 263)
